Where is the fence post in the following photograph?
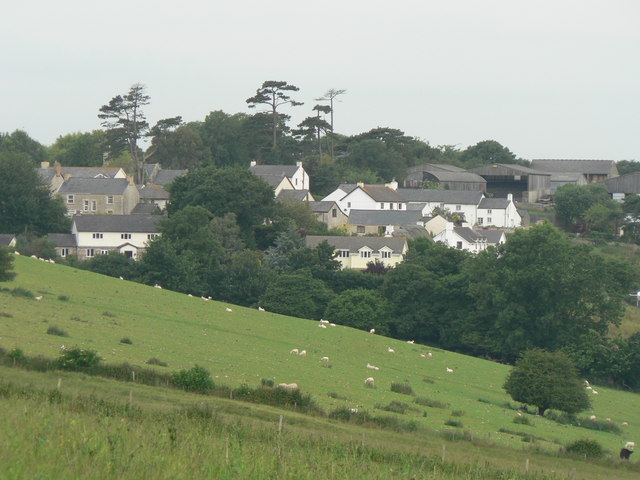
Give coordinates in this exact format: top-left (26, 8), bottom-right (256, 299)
top-left (57, 378), bottom-right (62, 390)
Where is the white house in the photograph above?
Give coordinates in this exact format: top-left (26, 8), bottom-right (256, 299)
top-left (71, 215), bottom-right (162, 260)
top-left (305, 235), bottom-right (408, 270)
top-left (433, 222), bottom-right (488, 253)
top-left (249, 161), bottom-right (310, 191)
top-left (397, 189), bottom-right (483, 225)
top-left (476, 194), bottom-right (521, 228)
top-left (322, 181), bottom-right (407, 215)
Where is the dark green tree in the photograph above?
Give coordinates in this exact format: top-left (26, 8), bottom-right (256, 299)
top-left (198, 111), bottom-right (254, 167)
top-left (0, 152), bottom-right (70, 236)
top-left (47, 131), bottom-right (107, 167)
top-left (0, 248), bottom-right (16, 282)
top-left (324, 288), bottom-right (390, 334)
top-left (246, 81), bottom-right (303, 149)
top-left (553, 183), bottom-right (611, 229)
top-left (0, 130), bottom-right (48, 165)
top-left (459, 140), bottom-right (521, 168)
top-left (215, 250), bottom-right (274, 307)
top-left (259, 272), bottom-right (334, 320)
top-left (80, 251), bottom-right (138, 279)
top-left (147, 123), bottom-right (211, 170)
top-left (342, 139), bottom-right (405, 181)
top-left (503, 349), bottom-right (590, 416)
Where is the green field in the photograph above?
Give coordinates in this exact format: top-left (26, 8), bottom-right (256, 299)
top-left (1, 255), bottom-right (639, 478)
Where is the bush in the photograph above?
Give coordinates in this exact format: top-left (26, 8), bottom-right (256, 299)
top-left (146, 357), bottom-right (168, 367)
top-left (6, 348), bottom-right (25, 365)
top-left (57, 295), bottom-right (69, 301)
top-left (376, 400), bottom-right (411, 414)
top-left (565, 439), bottom-right (605, 458)
top-left (172, 365), bottom-right (215, 393)
top-left (451, 410), bottom-right (465, 417)
top-left (390, 382), bottom-right (414, 396)
top-left (260, 378), bottom-right (274, 388)
top-left (444, 419), bottom-right (464, 428)
top-left (46, 326), bottom-right (68, 337)
top-left (120, 337), bottom-right (132, 345)
top-left (0, 312), bottom-right (13, 318)
top-left (11, 287), bottom-right (34, 299)
top-left (57, 347), bottom-right (101, 371)
top-left (513, 414), bottom-right (532, 425)
top-left (414, 397), bottom-right (448, 408)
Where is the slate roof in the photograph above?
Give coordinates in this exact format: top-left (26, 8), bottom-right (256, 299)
top-left (46, 233), bottom-right (77, 247)
top-left (73, 215), bottom-right (162, 233)
top-left (478, 198), bottom-right (509, 209)
top-left (453, 227), bottom-right (486, 243)
top-left (58, 178), bottom-right (131, 195)
top-left (308, 201), bottom-right (339, 213)
top-left (255, 173), bottom-right (290, 189)
top-left (39, 166), bottom-right (124, 180)
top-left (473, 229), bottom-right (505, 244)
top-left (0, 234), bottom-right (16, 246)
top-left (131, 203), bottom-right (162, 214)
top-left (397, 188), bottom-right (483, 204)
top-left (531, 159), bottom-right (616, 175)
top-left (250, 164), bottom-right (300, 177)
top-left (337, 184), bottom-right (406, 202)
top-left (305, 235), bottom-right (407, 253)
top-left (276, 189), bottom-right (311, 202)
top-left (137, 183), bottom-right (169, 200)
top-left (348, 210), bottom-right (422, 226)
top-left (153, 169), bottom-right (187, 185)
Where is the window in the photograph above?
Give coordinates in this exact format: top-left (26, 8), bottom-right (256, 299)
top-left (100, 250), bottom-right (109, 255)
top-left (456, 205), bottom-right (461, 211)
top-left (106, 210), bottom-right (113, 214)
top-left (83, 200), bottom-right (89, 211)
top-left (487, 209), bottom-right (492, 214)
top-left (380, 203), bottom-right (384, 209)
top-left (381, 250), bottom-right (392, 259)
top-left (66, 195), bottom-right (74, 204)
top-left (91, 200), bottom-right (97, 211)
top-left (60, 248), bottom-right (69, 257)
top-left (147, 234), bottom-right (159, 240)
top-left (331, 209), bottom-right (337, 218)
top-left (378, 226), bottom-right (386, 235)
top-left (390, 203), bottom-right (394, 210)
top-left (337, 249), bottom-right (350, 258)
top-left (347, 202), bottom-right (351, 208)
top-left (439, 203), bottom-right (445, 209)
top-left (107, 195), bottom-right (113, 204)
top-left (86, 248), bottom-right (95, 257)
top-left (477, 218), bottom-right (483, 225)
top-left (456, 241), bottom-right (463, 250)
top-left (487, 217), bottom-right (492, 224)
top-left (92, 233), bottom-right (103, 239)
top-left (398, 203), bottom-right (403, 210)
top-left (356, 225), bottom-right (365, 234)
top-left (360, 250), bottom-right (372, 258)
top-left (121, 233), bottom-right (132, 239)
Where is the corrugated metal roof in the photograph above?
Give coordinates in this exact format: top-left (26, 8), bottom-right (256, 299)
top-left (305, 235), bottom-right (407, 253)
top-left (58, 178), bottom-right (131, 195)
top-left (603, 172), bottom-right (640, 194)
top-left (470, 163), bottom-right (549, 176)
top-left (531, 159), bottom-right (616, 174)
top-left (73, 215), bottom-right (162, 233)
top-left (0, 234), bottom-right (16, 246)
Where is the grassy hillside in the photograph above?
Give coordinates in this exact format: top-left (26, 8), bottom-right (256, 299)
top-left (1, 255), bottom-right (639, 477)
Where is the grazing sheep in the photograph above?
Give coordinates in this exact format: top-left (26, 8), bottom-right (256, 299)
top-left (419, 354), bottom-right (426, 358)
top-left (187, 293), bottom-right (192, 297)
top-left (366, 363), bottom-right (379, 370)
top-left (299, 350), bottom-right (306, 356)
top-left (428, 352), bottom-right (433, 358)
top-left (387, 347), bottom-right (395, 353)
top-left (119, 276), bottom-right (124, 280)
top-left (584, 380), bottom-right (590, 386)
top-left (364, 377), bottom-right (375, 386)
top-left (277, 383), bottom-right (298, 390)
top-left (290, 348), bottom-right (299, 355)
top-left (623, 422), bottom-right (629, 427)
top-left (592, 390), bottom-right (599, 395)
top-left (30, 255), bottom-right (37, 259)
top-left (330, 323), bottom-right (336, 327)
top-left (14, 251), bottom-right (19, 255)
top-left (207, 296), bottom-right (212, 300)
top-left (407, 340), bottom-right (415, 344)
top-left (321, 356), bottom-right (329, 362)
top-left (349, 408), bottom-right (358, 414)
top-left (225, 307), bottom-right (233, 312)
top-left (320, 319), bottom-right (329, 324)
top-left (620, 442), bottom-right (635, 460)
top-left (201, 296), bottom-right (209, 301)
top-left (60, 345), bottom-right (65, 350)
top-left (35, 296), bottom-right (43, 301)
top-left (585, 385), bottom-right (593, 390)
top-left (258, 306), bottom-right (265, 311)
top-left (154, 284), bottom-right (162, 289)
top-left (318, 324), bottom-right (327, 328)
top-left (369, 328), bottom-right (375, 334)
top-left (446, 367), bottom-right (454, 373)
top-left (590, 415), bottom-right (597, 420)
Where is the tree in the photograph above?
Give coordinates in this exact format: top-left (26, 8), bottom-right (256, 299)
top-left (47, 131), bottom-right (107, 167)
top-left (246, 81), bottom-right (303, 149)
top-left (259, 272), bottom-right (334, 320)
top-left (324, 289), bottom-right (390, 334)
top-left (80, 251), bottom-right (138, 279)
top-left (293, 105), bottom-right (332, 158)
top-left (503, 349), bottom-right (590, 416)
top-left (316, 88), bottom-right (346, 161)
top-left (553, 184), bottom-right (611, 230)
top-left (147, 123), bottom-right (211, 170)
top-left (0, 130), bottom-right (48, 165)
top-left (459, 140), bottom-right (521, 168)
top-left (0, 248), bottom-right (16, 283)
top-left (98, 83), bottom-right (150, 183)
top-left (0, 152), bottom-right (70, 236)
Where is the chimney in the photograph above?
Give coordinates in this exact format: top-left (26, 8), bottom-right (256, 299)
top-left (127, 174), bottom-right (135, 185)
top-left (385, 178), bottom-right (398, 191)
top-left (63, 173), bottom-right (72, 181)
top-left (41, 161), bottom-right (50, 168)
top-left (250, 160), bottom-right (257, 167)
top-left (54, 162), bottom-right (62, 176)
top-left (356, 181), bottom-right (365, 188)
top-left (507, 193), bottom-right (513, 202)
top-left (296, 161), bottom-right (302, 167)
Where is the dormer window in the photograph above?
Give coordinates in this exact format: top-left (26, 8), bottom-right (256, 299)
top-left (360, 250), bottom-right (372, 258)
top-left (381, 250), bottom-right (392, 259)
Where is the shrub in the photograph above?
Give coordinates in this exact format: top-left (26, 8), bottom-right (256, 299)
top-left (451, 410), bottom-right (465, 417)
top-left (0, 312), bottom-right (13, 318)
top-left (422, 377), bottom-right (435, 384)
top-left (146, 357), bottom-right (169, 367)
top-left (57, 295), bottom-right (69, 301)
top-left (414, 397), bottom-right (449, 408)
top-left (70, 316), bottom-right (86, 323)
top-left (513, 414), bottom-right (532, 425)
top-left (46, 326), bottom-right (68, 337)
top-left (578, 417), bottom-right (622, 434)
top-left (444, 419), bottom-right (464, 428)
top-left (327, 391), bottom-right (347, 400)
top-left (57, 347), bottom-right (101, 371)
top-left (390, 382), bottom-right (414, 395)
top-left (565, 439), bottom-right (605, 458)
top-left (376, 400), bottom-right (411, 414)
top-left (11, 287), bottom-right (34, 299)
top-left (102, 311), bottom-right (117, 318)
top-left (172, 365), bottom-right (215, 394)
top-left (120, 337), bottom-right (132, 345)
top-left (260, 378), bottom-right (274, 388)
top-left (6, 348), bottom-right (25, 365)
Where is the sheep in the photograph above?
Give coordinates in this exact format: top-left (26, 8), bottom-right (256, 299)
top-left (584, 380), bottom-right (590, 386)
top-left (585, 385), bottom-right (593, 390)
top-left (30, 255), bottom-right (37, 259)
top-left (592, 390), bottom-right (599, 395)
top-left (321, 356), bottom-right (329, 362)
top-left (187, 293), bottom-right (192, 297)
top-left (366, 363), bottom-right (379, 370)
top-left (277, 383), bottom-right (298, 390)
top-left (364, 377), bottom-right (375, 386)
top-left (119, 276), bottom-right (124, 280)
top-left (620, 442), bottom-right (635, 460)
top-left (387, 347), bottom-right (395, 353)
top-left (349, 408), bottom-right (358, 414)
top-left (258, 306), bottom-right (265, 311)
top-left (154, 284), bottom-right (162, 289)
top-left (419, 354), bottom-right (426, 358)
top-left (320, 319), bottom-right (329, 324)
top-left (590, 415), bottom-right (597, 420)
top-left (290, 348), bottom-right (299, 355)
top-left (622, 422), bottom-right (629, 427)
top-left (330, 323), bottom-right (336, 327)
top-left (225, 307), bottom-right (233, 312)
top-left (407, 340), bottom-right (415, 344)
top-left (13, 251), bottom-right (19, 255)
top-left (428, 352), bottom-right (433, 358)
top-left (299, 350), bottom-right (306, 356)
top-left (318, 324), bottom-right (327, 328)
top-left (201, 296), bottom-right (209, 301)
top-left (35, 296), bottom-right (43, 301)
top-left (446, 367), bottom-right (454, 373)
top-left (369, 328), bottom-right (375, 334)
top-left (207, 296), bottom-right (212, 300)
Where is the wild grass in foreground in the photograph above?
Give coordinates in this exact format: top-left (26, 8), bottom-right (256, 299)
top-left (3, 380), bottom-right (631, 480)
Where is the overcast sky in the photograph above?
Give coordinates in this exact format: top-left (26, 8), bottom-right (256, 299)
top-left (2, 0), bottom-right (639, 161)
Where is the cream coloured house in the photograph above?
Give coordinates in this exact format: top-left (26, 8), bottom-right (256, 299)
top-left (57, 177), bottom-right (140, 216)
top-left (305, 235), bottom-right (407, 270)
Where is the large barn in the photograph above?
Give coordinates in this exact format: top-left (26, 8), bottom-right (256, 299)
top-left (469, 164), bottom-right (550, 203)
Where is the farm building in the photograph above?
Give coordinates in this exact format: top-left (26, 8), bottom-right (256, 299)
top-left (404, 164), bottom-right (487, 191)
top-left (531, 159), bottom-right (618, 185)
top-left (602, 172), bottom-right (640, 200)
top-left (469, 164), bottom-right (550, 203)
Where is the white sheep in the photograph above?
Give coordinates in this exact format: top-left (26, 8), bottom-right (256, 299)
top-left (592, 390), bottom-right (599, 395)
top-left (330, 323), bottom-right (336, 327)
top-left (369, 328), bottom-right (375, 334)
top-left (364, 377), bottom-right (375, 386)
top-left (407, 340), bottom-right (415, 344)
top-left (419, 353), bottom-right (426, 358)
top-left (299, 350), bottom-right (307, 356)
top-left (622, 422), bottom-right (629, 427)
top-left (258, 306), bottom-right (265, 311)
top-left (286, 383), bottom-right (298, 390)
top-left (590, 415), bottom-right (597, 420)
top-left (318, 324), bottom-right (327, 328)
top-left (35, 296), bottom-right (43, 301)
top-left (349, 408), bottom-right (358, 414)
top-left (366, 363), bottom-right (379, 370)
top-left (154, 284), bottom-right (162, 289)
top-left (428, 352), bottom-right (433, 358)
top-left (321, 356), bottom-right (329, 362)
top-left (201, 296), bottom-right (209, 301)
top-left (625, 441), bottom-right (635, 449)
top-left (320, 319), bottom-right (329, 324)
top-left (387, 347), bottom-right (395, 353)
top-left (14, 251), bottom-right (19, 255)
top-left (446, 367), bottom-right (454, 373)
top-left (290, 348), bottom-right (299, 355)
top-left (225, 307), bottom-right (233, 312)
top-left (187, 293), bottom-right (192, 297)
top-left (119, 276), bottom-right (124, 280)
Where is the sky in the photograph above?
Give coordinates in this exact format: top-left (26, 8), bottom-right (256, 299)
top-left (2, 0), bottom-right (639, 161)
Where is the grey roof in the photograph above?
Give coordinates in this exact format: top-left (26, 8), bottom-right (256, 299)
top-left (255, 173), bottom-right (290, 188)
top-left (392, 225), bottom-right (433, 239)
top-left (406, 164), bottom-right (486, 183)
top-left (348, 209), bottom-right (422, 226)
top-left (137, 183), bottom-right (169, 200)
top-left (250, 164), bottom-right (300, 177)
top-left (397, 188), bottom-right (483, 204)
top-left (602, 172), bottom-right (640, 194)
top-left (308, 201), bottom-right (339, 213)
top-left (335, 184), bottom-right (406, 202)
top-left (0, 234), bottom-right (16, 246)
top-left (478, 197), bottom-right (509, 209)
top-left (453, 227), bottom-right (486, 243)
top-left (305, 235), bottom-right (407, 253)
top-left (473, 229), bottom-right (505, 244)
top-left (470, 163), bottom-right (549, 176)
top-left (531, 159), bottom-right (616, 175)
top-left (37, 168), bottom-right (56, 183)
top-left (58, 178), bottom-right (131, 195)
top-left (153, 169), bottom-right (187, 185)
top-left (73, 215), bottom-right (162, 233)
top-left (46, 233), bottom-right (77, 247)
top-left (131, 203), bottom-right (162, 214)
top-left (406, 202), bottom-right (428, 211)
top-left (276, 189), bottom-right (310, 202)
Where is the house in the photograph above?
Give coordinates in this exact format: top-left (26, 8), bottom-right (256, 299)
top-left (476, 194), bottom-right (521, 228)
top-left (0, 234), bottom-right (17, 248)
top-left (137, 183), bottom-right (170, 211)
top-left (71, 215), bottom-right (162, 260)
top-left (404, 164), bottom-right (487, 191)
top-left (305, 235), bottom-right (408, 270)
top-left (433, 223), bottom-right (488, 253)
top-left (473, 228), bottom-right (507, 247)
top-left (144, 163), bottom-right (188, 185)
top-left (322, 181), bottom-right (407, 215)
top-left (46, 233), bottom-right (78, 259)
top-left (423, 215), bottom-right (449, 236)
top-left (38, 162), bottom-right (127, 193)
top-left (276, 189), bottom-right (315, 202)
top-left (347, 209), bottom-right (424, 236)
top-left (397, 189), bottom-right (483, 225)
top-left (249, 161), bottom-right (310, 192)
top-left (57, 177), bottom-right (140, 216)
top-left (308, 201), bottom-right (348, 230)
top-left (531, 159), bottom-right (619, 185)
top-left (469, 164), bottom-right (551, 203)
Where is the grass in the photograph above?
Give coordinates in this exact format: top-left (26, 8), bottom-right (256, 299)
top-left (1, 255), bottom-right (640, 478)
